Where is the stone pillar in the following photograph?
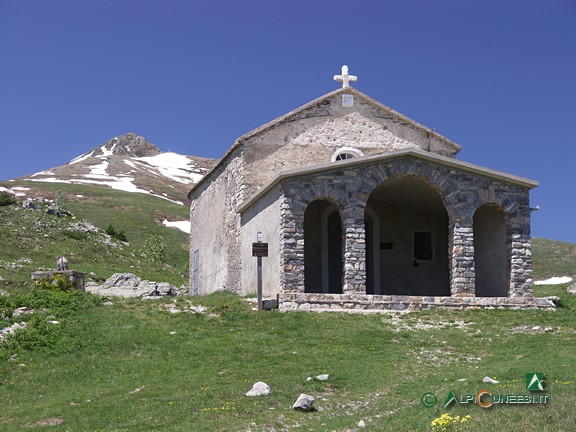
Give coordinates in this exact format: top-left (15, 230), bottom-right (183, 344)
top-left (280, 195), bottom-right (306, 293)
top-left (509, 215), bottom-right (534, 297)
top-left (342, 214), bottom-right (366, 293)
top-left (450, 218), bottom-right (476, 297)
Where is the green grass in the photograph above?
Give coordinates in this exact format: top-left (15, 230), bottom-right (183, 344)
top-left (0, 287), bottom-right (575, 431)
top-left (1, 182), bottom-right (575, 430)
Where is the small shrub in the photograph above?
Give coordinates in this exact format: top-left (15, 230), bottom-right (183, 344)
top-left (105, 224), bottom-right (128, 242)
top-left (63, 230), bottom-right (88, 241)
top-left (0, 191), bottom-right (17, 207)
top-left (139, 234), bottom-right (167, 263)
top-left (34, 274), bottom-right (75, 293)
top-left (55, 189), bottom-right (67, 211)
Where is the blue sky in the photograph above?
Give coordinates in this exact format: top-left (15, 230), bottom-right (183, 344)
top-left (1, 0), bottom-right (575, 243)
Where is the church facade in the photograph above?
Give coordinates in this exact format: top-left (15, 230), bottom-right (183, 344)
top-left (189, 69), bottom-right (553, 311)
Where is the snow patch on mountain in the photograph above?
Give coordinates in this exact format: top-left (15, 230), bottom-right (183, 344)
top-left (86, 160), bottom-right (110, 178)
top-left (27, 176), bottom-right (184, 205)
top-left (133, 152), bottom-right (205, 184)
top-left (69, 151), bottom-right (94, 165)
top-left (162, 219), bottom-right (190, 233)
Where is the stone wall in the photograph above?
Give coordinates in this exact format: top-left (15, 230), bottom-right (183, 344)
top-left (189, 147), bottom-right (246, 294)
top-left (241, 92), bottom-right (460, 199)
top-left (240, 185), bottom-right (282, 297)
top-left (279, 292), bottom-right (555, 312)
top-left (31, 271), bottom-right (85, 291)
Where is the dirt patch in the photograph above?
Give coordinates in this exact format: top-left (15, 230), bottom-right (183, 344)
top-left (385, 315), bottom-right (473, 331)
top-left (32, 418), bottom-right (64, 427)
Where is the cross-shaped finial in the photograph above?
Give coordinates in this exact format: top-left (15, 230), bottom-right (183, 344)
top-left (334, 65), bottom-right (357, 88)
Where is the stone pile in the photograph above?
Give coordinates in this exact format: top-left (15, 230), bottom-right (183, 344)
top-left (0, 322), bottom-right (27, 341)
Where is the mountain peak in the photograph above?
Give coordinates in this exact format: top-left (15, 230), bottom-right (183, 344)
top-left (91, 133), bottom-right (160, 157)
top-left (20, 133), bottom-right (218, 205)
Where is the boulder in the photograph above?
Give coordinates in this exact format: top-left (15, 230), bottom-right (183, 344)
top-left (307, 374), bottom-right (330, 382)
top-left (245, 382), bottom-right (272, 397)
top-left (46, 208), bottom-right (71, 217)
top-left (292, 393), bottom-right (315, 411)
top-left (482, 376), bottom-right (499, 384)
top-left (22, 199), bottom-right (36, 209)
top-left (86, 273), bottom-right (181, 298)
top-left (101, 273), bottom-right (142, 289)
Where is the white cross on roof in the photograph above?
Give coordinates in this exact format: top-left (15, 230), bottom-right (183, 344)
top-left (334, 65), bottom-right (357, 88)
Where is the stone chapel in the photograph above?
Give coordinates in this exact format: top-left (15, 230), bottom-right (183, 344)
top-left (188, 66), bottom-right (553, 311)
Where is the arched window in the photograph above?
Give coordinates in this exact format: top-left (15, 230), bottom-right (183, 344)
top-left (335, 152), bottom-right (355, 161)
top-left (331, 147), bottom-right (364, 162)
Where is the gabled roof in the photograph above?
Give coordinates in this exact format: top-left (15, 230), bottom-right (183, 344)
top-left (189, 87), bottom-right (461, 199)
top-left (235, 87), bottom-right (461, 151)
top-left (238, 148), bottom-right (539, 214)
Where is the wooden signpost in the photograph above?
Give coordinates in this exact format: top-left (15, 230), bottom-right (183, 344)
top-left (252, 233), bottom-right (268, 310)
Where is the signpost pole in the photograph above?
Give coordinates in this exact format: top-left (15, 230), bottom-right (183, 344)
top-left (252, 232), bottom-right (267, 311)
top-left (257, 255), bottom-right (263, 311)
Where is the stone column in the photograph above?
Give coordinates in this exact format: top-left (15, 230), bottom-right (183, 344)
top-left (342, 213), bottom-right (366, 294)
top-left (509, 214), bottom-right (534, 297)
top-left (450, 217), bottom-right (476, 297)
top-left (280, 196), bottom-right (306, 293)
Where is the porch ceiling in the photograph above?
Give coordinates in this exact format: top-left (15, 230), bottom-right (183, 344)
top-left (368, 176), bottom-right (447, 216)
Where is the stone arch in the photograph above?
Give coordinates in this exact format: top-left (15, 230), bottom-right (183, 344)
top-left (358, 159), bottom-right (456, 221)
top-left (473, 204), bottom-right (509, 297)
top-left (304, 199), bottom-right (343, 294)
top-left (365, 174), bottom-right (450, 295)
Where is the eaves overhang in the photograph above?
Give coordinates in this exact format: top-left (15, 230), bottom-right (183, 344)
top-left (238, 148), bottom-right (538, 214)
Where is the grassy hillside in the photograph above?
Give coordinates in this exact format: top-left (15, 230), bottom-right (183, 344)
top-left (0, 181), bottom-right (190, 288)
top-left (1, 182), bottom-right (575, 430)
top-left (531, 237), bottom-right (576, 280)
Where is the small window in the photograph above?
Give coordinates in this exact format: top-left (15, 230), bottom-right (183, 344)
top-left (331, 147), bottom-right (364, 162)
top-left (413, 232), bottom-right (433, 261)
top-left (335, 152), bottom-right (355, 161)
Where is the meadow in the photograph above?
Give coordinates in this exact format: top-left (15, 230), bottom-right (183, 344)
top-left (0, 285), bottom-right (574, 431)
top-left (0, 183), bottom-right (575, 431)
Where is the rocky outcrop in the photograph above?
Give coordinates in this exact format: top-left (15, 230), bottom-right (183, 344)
top-left (86, 273), bottom-right (182, 298)
top-left (92, 133), bottom-right (161, 157)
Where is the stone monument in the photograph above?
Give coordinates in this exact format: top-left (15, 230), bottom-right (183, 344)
top-left (31, 256), bottom-right (85, 290)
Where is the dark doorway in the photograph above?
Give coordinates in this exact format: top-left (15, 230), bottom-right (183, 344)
top-left (304, 200), bottom-right (343, 293)
top-left (474, 205), bottom-right (508, 297)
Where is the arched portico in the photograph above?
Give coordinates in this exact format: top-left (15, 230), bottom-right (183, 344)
top-left (365, 175), bottom-right (450, 296)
